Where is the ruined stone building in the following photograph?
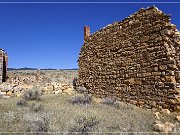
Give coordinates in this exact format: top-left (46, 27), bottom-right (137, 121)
top-left (0, 49), bottom-right (8, 83)
top-left (78, 6), bottom-right (180, 111)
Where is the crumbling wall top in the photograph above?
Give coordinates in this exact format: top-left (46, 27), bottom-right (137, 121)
top-left (85, 6), bottom-right (172, 42)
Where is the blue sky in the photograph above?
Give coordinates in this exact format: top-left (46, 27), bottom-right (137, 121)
top-left (0, 0), bottom-right (180, 69)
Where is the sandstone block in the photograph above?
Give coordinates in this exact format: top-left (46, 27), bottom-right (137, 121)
top-left (154, 121), bottom-right (175, 133)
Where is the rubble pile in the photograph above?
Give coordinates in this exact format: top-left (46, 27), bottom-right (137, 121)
top-left (0, 70), bottom-right (76, 98)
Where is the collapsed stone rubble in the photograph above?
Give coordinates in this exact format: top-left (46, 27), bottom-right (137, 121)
top-left (0, 70), bottom-right (76, 98)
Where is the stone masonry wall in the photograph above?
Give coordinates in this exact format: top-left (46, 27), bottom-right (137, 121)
top-left (78, 6), bottom-right (180, 111)
top-left (0, 49), bottom-right (8, 83)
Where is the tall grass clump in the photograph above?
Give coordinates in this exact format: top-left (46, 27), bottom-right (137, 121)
top-left (101, 97), bottom-right (120, 109)
top-left (69, 94), bottom-right (92, 105)
top-left (16, 98), bottom-right (27, 106)
top-left (77, 86), bottom-right (88, 94)
top-left (25, 114), bottom-right (49, 134)
top-left (23, 87), bottom-right (42, 101)
top-left (68, 114), bottom-right (100, 134)
top-left (30, 103), bottom-right (44, 113)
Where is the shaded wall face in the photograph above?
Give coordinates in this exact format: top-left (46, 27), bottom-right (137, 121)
top-left (78, 7), bottom-right (180, 111)
top-left (0, 51), bottom-right (8, 83)
top-left (2, 54), bottom-right (8, 82)
top-left (0, 51), bottom-right (3, 82)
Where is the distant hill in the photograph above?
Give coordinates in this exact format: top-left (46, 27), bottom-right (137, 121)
top-left (58, 68), bottom-right (78, 70)
top-left (40, 68), bottom-right (57, 70)
top-left (8, 68), bottom-right (17, 70)
top-left (8, 67), bottom-right (38, 70)
top-left (8, 67), bottom-right (78, 71)
top-left (19, 67), bottom-right (38, 70)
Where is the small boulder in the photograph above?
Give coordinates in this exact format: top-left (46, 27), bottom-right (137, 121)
top-left (3, 95), bottom-right (10, 99)
top-left (16, 93), bottom-right (22, 97)
top-left (154, 121), bottom-right (175, 133)
top-left (53, 90), bottom-right (60, 94)
top-left (176, 115), bottom-right (180, 122)
top-left (64, 88), bottom-right (75, 95)
top-left (0, 83), bottom-right (12, 92)
top-left (162, 109), bottom-right (170, 114)
top-left (0, 91), bottom-right (6, 96)
top-left (93, 97), bottom-right (102, 103)
top-left (43, 84), bottom-right (54, 93)
top-left (0, 92), bottom-right (3, 98)
top-left (6, 91), bottom-right (13, 96)
top-left (155, 112), bottom-right (160, 120)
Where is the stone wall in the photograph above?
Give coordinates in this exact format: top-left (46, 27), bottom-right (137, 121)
top-left (78, 6), bottom-right (180, 111)
top-left (0, 49), bottom-right (8, 83)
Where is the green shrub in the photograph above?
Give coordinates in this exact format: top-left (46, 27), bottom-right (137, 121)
top-left (69, 94), bottom-right (92, 105)
top-left (30, 103), bottom-right (44, 113)
top-left (77, 86), bottom-right (87, 93)
top-left (25, 115), bottom-right (49, 133)
top-left (23, 88), bottom-right (42, 101)
top-left (101, 97), bottom-right (120, 109)
top-left (68, 115), bottom-right (100, 134)
top-left (16, 98), bottom-right (27, 106)
top-left (101, 97), bottom-right (115, 105)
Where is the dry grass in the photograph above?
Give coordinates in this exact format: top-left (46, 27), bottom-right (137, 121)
top-left (23, 88), bottom-right (42, 101)
top-left (16, 98), bottom-right (27, 106)
top-left (0, 93), bottom-right (171, 134)
top-left (0, 70), bottom-right (179, 134)
top-left (68, 94), bottom-right (92, 105)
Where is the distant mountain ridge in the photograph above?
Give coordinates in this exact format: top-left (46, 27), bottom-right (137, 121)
top-left (8, 67), bottom-right (78, 70)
